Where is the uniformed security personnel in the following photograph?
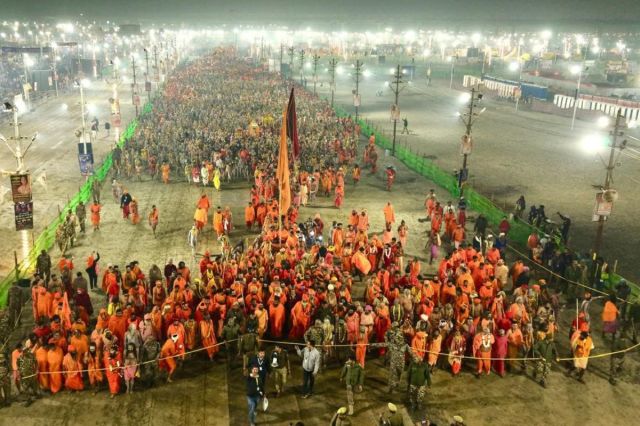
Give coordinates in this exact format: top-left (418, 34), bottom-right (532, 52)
top-left (385, 322), bottom-right (407, 393)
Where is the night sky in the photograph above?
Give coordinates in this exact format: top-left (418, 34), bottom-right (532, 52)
top-left (2, 0), bottom-right (639, 28)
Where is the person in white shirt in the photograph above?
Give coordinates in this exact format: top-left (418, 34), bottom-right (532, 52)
top-left (296, 340), bottom-right (320, 398)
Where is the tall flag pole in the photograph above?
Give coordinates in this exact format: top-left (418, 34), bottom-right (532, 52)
top-left (277, 108), bottom-right (291, 218)
top-left (286, 88), bottom-right (300, 159)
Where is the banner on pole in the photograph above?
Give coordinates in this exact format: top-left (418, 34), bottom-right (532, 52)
top-left (14, 201), bottom-right (33, 230)
top-left (10, 173), bottom-right (32, 203)
top-left (78, 154), bottom-right (94, 176)
top-left (390, 104), bottom-right (400, 120)
top-left (594, 192), bottom-right (613, 217)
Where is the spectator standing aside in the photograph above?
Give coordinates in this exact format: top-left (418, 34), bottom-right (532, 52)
top-left (296, 339), bottom-right (320, 398)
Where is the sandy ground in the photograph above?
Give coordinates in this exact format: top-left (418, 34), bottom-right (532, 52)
top-left (0, 82), bottom-right (136, 279)
top-left (1, 134), bottom-right (639, 426)
top-left (315, 65), bottom-right (640, 282)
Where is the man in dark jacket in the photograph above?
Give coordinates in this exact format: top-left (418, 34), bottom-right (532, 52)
top-left (246, 366), bottom-right (264, 426)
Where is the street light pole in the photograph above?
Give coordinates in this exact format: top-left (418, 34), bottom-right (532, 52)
top-left (329, 58), bottom-right (337, 107)
top-left (449, 55), bottom-right (457, 89)
top-left (12, 107), bottom-right (24, 171)
top-left (153, 45), bottom-right (159, 91)
top-left (353, 59), bottom-right (363, 121)
top-left (288, 46), bottom-right (295, 67)
top-left (144, 48), bottom-right (151, 103)
top-left (79, 82), bottom-right (87, 147)
top-left (458, 88), bottom-right (483, 196)
top-left (299, 49), bottom-right (305, 85)
top-left (312, 53), bottom-right (320, 95)
top-left (390, 64), bottom-right (404, 156)
top-left (131, 55), bottom-right (139, 117)
top-left (51, 44), bottom-right (59, 97)
top-left (570, 65), bottom-right (585, 130)
top-left (593, 109), bottom-right (624, 255)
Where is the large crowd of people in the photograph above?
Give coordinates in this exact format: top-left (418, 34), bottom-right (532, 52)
top-left (0, 50), bottom-right (636, 426)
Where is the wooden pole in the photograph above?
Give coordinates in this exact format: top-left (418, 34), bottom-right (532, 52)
top-left (14, 251), bottom-right (19, 282)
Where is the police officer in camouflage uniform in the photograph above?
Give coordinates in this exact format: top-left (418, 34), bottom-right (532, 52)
top-left (36, 250), bottom-right (51, 284)
top-left (238, 326), bottom-right (259, 375)
top-left (64, 212), bottom-right (77, 248)
top-left (7, 282), bottom-right (23, 327)
top-left (17, 344), bottom-right (38, 400)
top-left (76, 201), bottom-right (87, 233)
top-left (608, 336), bottom-right (627, 386)
top-left (532, 332), bottom-right (559, 388)
top-left (0, 353), bottom-right (11, 406)
top-left (305, 320), bottom-right (325, 370)
top-left (0, 311), bottom-right (10, 345)
top-left (141, 336), bottom-right (161, 386)
top-left (221, 317), bottom-right (240, 368)
top-left (406, 354), bottom-right (431, 411)
top-left (385, 322), bottom-right (407, 393)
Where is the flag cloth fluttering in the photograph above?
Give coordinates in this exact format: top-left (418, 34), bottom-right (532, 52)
top-left (286, 88), bottom-right (300, 159)
top-left (277, 108), bottom-right (291, 216)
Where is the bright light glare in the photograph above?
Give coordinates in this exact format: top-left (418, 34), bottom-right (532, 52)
top-left (580, 134), bottom-right (606, 154)
top-left (459, 92), bottom-right (471, 103)
top-left (61, 103), bottom-right (68, 111)
top-left (508, 62), bottom-right (519, 72)
top-left (597, 116), bottom-right (610, 128)
top-left (336, 66), bottom-right (344, 75)
top-left (422, 48), bottom-right (431, 57)
top-left (362, 69), bottom-right (372, 78)
top-left (570, 64), bottom-right (582, 75)
top-left (87, 103), bottom-right (97, 114)
top-left (80, 78), bottom-right (91, 87)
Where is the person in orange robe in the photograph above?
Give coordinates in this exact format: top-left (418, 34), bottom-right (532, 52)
top-left (244, 202), bottom-right (255, 229)
top-left (148, 205), bottom-right (159, 236)
top-left (63, 345), bottom-right (84, 391)
top-left (383, 202), bottom-right (395, 228)
top-left (269, 297), bottom-right (286, 339)
top-left (104, 347), bottom-right (122, 397)
top-left (47, 343), bottom-right (64, 394)
top-left (108, 309), bottom-right (128, 353)
top-left (355, 325), bottom-right (368, 367)
top-left (35, 342), bottom-right (49, 390)
top-left (200, 314), bottom-right (219, 360)
top-left (159, 336), bottom-right (179, 382)
top-left (334, 184), bottom-right (345, 209)
top-left (213, 207), bottom-right (224, 237)
top-left (352, 164), bottom-right (361, 185)
top-left (161, 163), bottom-right (170, 184)
top-left (130, 198), bottom-right (140, 225)
top-left (69, 329), bottom-right (89, 362)
top-left (289, 300), bottom-right (311, 340)
top-left (411, 326), bottom-right (428, 359)
top-left (602, 294), bottom-right (619, 337)
top-left (197, 193), bottom-right (211, 214)
top-left (90, 201), bottom-right (101, 231)
top-left (85, 343), bottom-right (103, 393)
top-left (35, 286), bottom-right (51, 322)
top-left (427, 330), bottom-right (442, 370)
top-left (473, 329), bottom-right (495, 376)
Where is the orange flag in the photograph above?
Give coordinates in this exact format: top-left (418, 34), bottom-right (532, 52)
top-left (277, 109), bottom-right (291, 216)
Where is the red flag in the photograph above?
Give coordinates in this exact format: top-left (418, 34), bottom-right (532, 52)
top-left (286, 88), bottom-right (300, 159)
